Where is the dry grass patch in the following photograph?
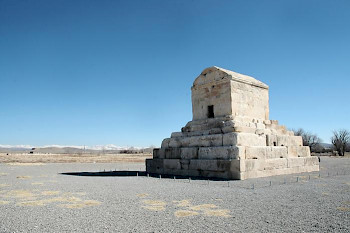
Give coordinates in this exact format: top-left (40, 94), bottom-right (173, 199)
top-left (2, 188), bottom-right (101, 208)
top-left (31, 182), bottom-right (44, 186)
top-left (5, 190), bottom-right (36, 199)
top-left (142, 199), bottom-right (166, 211)
top-left (16, 176), bottom-right (31, 179)
top-left (0, 153), bottom-right (151, 164)
top-left (175, 210), bottom-right (199, 217)
top-left (17, 200), bottom-right (45, 206)
top-left (72, 192), bottom-right (86, 196)
top-left (204, 209), bottom-right (231, 217)
top-left (41, 191), bottom-right (60, 196)
top-left (7, 163), bottom-right (44, 166)
top-left (142, 205), bottom-right (165, 211)
top-left (0, 184), bottom-right (10, 188)
top-left (0, 200), bottom-right (10, 205)
top-left (337, 207), bottom-right (350, 211)
top-left (173, 200), bottom-right (191, 207)
top-left (136, 193), bottom-right (149, 198)
top-left (59, 200), bottom-right (100, 209)
top-left (189, 204), bottom-right (217, 211)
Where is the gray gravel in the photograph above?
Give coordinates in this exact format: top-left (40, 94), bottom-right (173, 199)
top-left (0, 157), bottom-right (349, 232)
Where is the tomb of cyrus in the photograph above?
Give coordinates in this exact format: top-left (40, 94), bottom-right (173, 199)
top-left (146, 66), bottom-right (319, 180)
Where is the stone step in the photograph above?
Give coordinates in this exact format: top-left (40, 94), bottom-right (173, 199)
top-left (146, 157), bottom-right (319, 180)
top-left (243, 157), bottom-right (319, 172)
top-left (162, 132), bottom-right (267, 149)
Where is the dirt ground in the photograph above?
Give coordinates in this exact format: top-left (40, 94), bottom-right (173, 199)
top-left (0, 157), bottom-right (349, 232)
top-left (0, 153), bottom-right (152, 164)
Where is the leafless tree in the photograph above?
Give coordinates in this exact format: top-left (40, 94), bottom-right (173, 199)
top-left (331, 129), bottom-right (350, 156)
top-left (292, 128), bottom-right (322, 152)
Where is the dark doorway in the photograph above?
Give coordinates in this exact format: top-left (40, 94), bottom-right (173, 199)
top-left (208, 105), bottom-right (214, 118)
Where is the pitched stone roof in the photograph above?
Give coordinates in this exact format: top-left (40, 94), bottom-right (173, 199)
top-left (193, 66), bottom-right (268, 89)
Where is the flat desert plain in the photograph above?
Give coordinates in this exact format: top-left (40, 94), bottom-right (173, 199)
top-left (0, 155), bottom-right (349, 232)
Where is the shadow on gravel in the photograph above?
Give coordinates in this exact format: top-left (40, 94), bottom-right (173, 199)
top-left (60, 171), bottom-right (231, 181)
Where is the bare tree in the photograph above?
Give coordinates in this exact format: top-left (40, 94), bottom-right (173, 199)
top-left (292, 128), bottom-right (322, 152)
top-left (331, 129), bottom-right (350, 156)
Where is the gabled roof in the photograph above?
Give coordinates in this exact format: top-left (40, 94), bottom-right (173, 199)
top-left (193, 66), bottom-right (269, 89)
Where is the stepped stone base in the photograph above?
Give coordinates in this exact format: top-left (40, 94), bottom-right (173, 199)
top-left (146, 116), bottom-right (320, 180)
top-left (146, 67), bottom-right (320, 180)
top-left (146, 155), bottom-right (319, 180)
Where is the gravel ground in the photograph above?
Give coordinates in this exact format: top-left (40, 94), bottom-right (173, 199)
top-left (0, 157), bottom-right (349, 232)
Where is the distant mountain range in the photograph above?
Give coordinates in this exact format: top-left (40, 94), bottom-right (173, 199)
top-left (0, 144), bottom-right (153, 154)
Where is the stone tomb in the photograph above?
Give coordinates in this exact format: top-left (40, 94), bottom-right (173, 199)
top-left (146, 66), bottom-right (319, 180)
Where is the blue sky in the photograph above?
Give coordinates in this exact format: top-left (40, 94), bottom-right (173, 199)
top-left (1, 0), bottom-right (349, 147)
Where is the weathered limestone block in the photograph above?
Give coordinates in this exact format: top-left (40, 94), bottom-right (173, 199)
top-left (162, 168), bottom-right (201, 177)
top-left (287, 146), bottom-right (298, 157)
top-left (243, 158), bottom-right (289, 171)
top-left (161, 138), bottom-right (170, 149)
top-left (198, 146), bottom-right (245, 160)
top-left (171, 132), bottom-right (183, 138)
top-left (233, 126), bottom-right (256, 134)
top-left (180, 159), bottom-right (191, 169)
top-left (276, 135), bottom-right (302, 147)
top-left (244, 159), bottom-right (264, 171)
top-left (264, 158), bottom-right (288, 170)
top-left (266, 134), bottom-right (277, 146)
top-left (168, 134), bottom-right (224, 148)
top-left (255, 129), bottom-right (265, 136)
top-left (189, 134), bottom-right (223, 147)
top-left (245, 146), bottom-right (266, 159)
top-left (153, 148), bottom-right (166, 159)
top-left (209, 128), bottom-right (222, 135)
top-left (165, 148), bottom-right (181, 159)
top-left (263, 120), bottom-right (271, 125)
top-left (256, 123), bottom-right (265, 129)
top-left (146, 159), bottom-right (164, 173)
top-left (287, 158), bottom-right (305, 168)
top-left (305, 156), bottom-right (319, 166)
top-left (297, 146), bottom-right (311, 157)
top-left (222, 126), bottom-right (235, 133)
top-left (163, 159), bottom-right (181, 170)
top-left (266, 146), bottom-right (288, 159)
top-left (223, 132), bottom-right (266, 146)
top-left (168, 137), bottom-right (182, 148)
top-left (244, 158), bottom-right (289, 171)
top-left (287, 146), bottom-right (310, 157)
top-left (153, 148), bottom-right (160, 158)
top-left (189, 160), bottom-right (232, 172)
top-left (180, 147), bottom-right (198, 159)
top-left (240, 165), bottom-right (319, 180)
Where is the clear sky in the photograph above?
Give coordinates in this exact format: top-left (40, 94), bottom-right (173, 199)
top-left (1, 0), bottom-right (349, 147)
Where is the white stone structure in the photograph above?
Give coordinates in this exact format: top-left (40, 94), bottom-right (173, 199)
top-left (146, 66), bottom-right (319, 180)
